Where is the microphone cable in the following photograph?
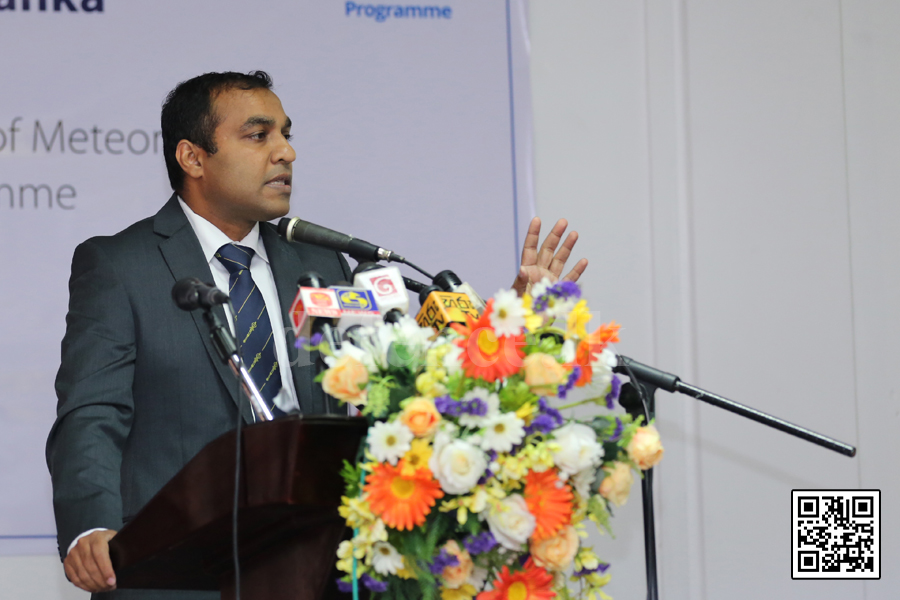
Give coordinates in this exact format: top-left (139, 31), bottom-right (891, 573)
top-left (394, 257), bottom-right (434, 281)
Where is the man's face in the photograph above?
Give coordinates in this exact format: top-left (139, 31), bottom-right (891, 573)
top-left (199, 87), bottom-right (295, 226)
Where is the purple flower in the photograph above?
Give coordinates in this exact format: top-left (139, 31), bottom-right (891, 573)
top-left (463, 531), bottom-right (498, 555)
top-left (429, 548), bottom-right (459, 575)
top-left (294, 336), bottom-right (308, 349)
top-left (361, 574), bottom-right (388, 593)
top-left (574, 562), bottom-right (610, 577)
top-left (434, 395), bottom-right (462, 416)
top-left (605, 375), bottom-right (622, 410)
top-left (558, 366), bottom-right (581, 399)
top-left (609, 417), bottom-right (623, 442)
top-left (335, 579), bottom-right (353, 593)
top-left (525, 398), bottom-right (565, 435)
top-left (464, 396), bottom-right (488, 416)
top-left (525, 413), bottom-right (556, 436)
top-left (310, 332), bottom-right (324, 346)
top-left (554, 280), bottom-right (582, 299)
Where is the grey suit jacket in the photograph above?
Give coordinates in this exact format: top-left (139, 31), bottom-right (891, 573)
top-left (46, 195), bottom-right (351, 598)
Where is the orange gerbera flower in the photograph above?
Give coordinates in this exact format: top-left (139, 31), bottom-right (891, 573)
top-left (567, 321), bottom-right (621, 387)
top-left (451, 299), bottom-right (525, 383)
top-left (523, 469), bottom-right (573, 541)
top-left (364, 461), bottom-right (444, 530)
top-left (477, 559), bottom-right (555, 600)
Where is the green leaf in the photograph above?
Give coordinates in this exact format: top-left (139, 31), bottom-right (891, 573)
top-left (363, 378), bottom-right (393, 419)
top-left (499, 377), bottom-right (538, 412)
top-left (587, 495), bottom-right (615, 538)
top-left (340, 460), bottom-right (364, 496)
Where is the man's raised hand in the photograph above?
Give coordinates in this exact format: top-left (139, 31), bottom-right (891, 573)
top-left (512, 217), bottom-right (588, 296)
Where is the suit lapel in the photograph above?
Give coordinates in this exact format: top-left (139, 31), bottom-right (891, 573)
top-left (260, 224), bottom-right (318, 415)
top-left (154, 195), bottom-right (254, 423)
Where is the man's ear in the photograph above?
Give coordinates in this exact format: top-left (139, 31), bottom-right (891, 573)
top-left (175, 140), bottom-right (205, 182)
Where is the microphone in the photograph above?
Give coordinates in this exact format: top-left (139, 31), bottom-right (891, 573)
top-left (172, 278), bottom-right (229, 311)
top-left (278, 217), bottom-right (405, 263)
top-left (415, 285), bottom-right (480, 331)
top-left (432, 270), bottom-right (487, 314)
top-left (331, 284), bottom-right (382, 340)
top-left (288, 272), bottom-right (343, 353)
top-left (352, 262), bottom-right (410, 323)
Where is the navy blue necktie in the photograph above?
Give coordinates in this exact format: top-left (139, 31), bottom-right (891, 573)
top-left (215, 244), bottom-right (284, 416)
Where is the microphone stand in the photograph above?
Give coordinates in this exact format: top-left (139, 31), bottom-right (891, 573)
top-left (202, 307), bottom-right (274, 422)
top-left (614, 355), bottom-right (856, 600)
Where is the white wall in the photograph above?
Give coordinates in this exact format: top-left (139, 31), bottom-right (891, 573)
top-left (529, 0), bottom-right (899, 598)
top-left (0, 556), bottom-right (86, 599)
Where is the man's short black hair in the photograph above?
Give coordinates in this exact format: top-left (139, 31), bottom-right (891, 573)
top-left (161, 70), bottom-right (274, 191)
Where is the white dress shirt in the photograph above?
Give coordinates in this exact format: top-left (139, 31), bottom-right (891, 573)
top-left (177, 197), bottom-right (300, 414)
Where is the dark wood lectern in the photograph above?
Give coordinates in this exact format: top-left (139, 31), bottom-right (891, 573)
top-left (108, 415), bottom-right (368, 600)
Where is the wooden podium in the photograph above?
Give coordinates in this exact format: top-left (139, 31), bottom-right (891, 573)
top-left (108, 415), bottom-right (368, 600)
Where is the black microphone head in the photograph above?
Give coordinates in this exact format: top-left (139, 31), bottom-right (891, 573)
top-left (384, 308), bottom-right (404, 324)
top-left (172, 277), bottom-right (204, 311)
top-left (277, 217), bottom-right (292, 238)
top-left (298, 271), bottom-right (326, 288)
top-left (352, 261), bottom-right (383, 277)
top-left (172, 278), bottom-right (229, 310)
top-left (332, 280), bottom-right (352, 287)
top-left (433, 270), bottom-right (462, 292)
top-left (418, 284), bottom-right (442, 305)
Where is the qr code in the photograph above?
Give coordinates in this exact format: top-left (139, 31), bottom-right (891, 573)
top-left (792, 489), bottom-right (880, 579)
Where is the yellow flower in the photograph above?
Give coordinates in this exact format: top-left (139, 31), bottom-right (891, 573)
top-left (416, 372), bottom-right (447, 397)
top-left (400, 438), bottom-right (434, 477)
top-left (566, 299), bottom-right (592, 340)
top-left (442, 583), bottom-right (477, 600)
top-left (336, 540), bottom-right (367, 574)
top-left (339, 496), bottom-right (375, 529)
top-left (396, 556), bottom-right (418, 580)
top-left (521, 293), bottom-right (544, 332)
top-left (426, 344), bottom-right (451, 371)
top-left (574, 547), bottom-right (601, 572)
top-left (515, 401), bottom-right (536, 423)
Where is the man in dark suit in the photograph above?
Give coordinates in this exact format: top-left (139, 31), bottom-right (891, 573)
top-left (47, 70), bottom-right (587, 597)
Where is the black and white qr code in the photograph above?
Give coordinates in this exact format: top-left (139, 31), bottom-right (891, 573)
top-left (792, 489), bottom-right (880, 579)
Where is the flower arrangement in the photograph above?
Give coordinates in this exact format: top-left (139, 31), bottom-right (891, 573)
top-left (310, 279), bottom-right (664, 600)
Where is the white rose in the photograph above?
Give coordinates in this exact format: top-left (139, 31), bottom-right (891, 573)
top-left (443, 345), bottom-right (464, 375)
top-left (552, 422), bottom-right (604, 477)
top-left (486, 494), bottom-right (536, 551)
top-left (591, 348), bottom-right (616, 393)
top-left (570, 466), bottom-right (597, 499)
top-left (429, 438), bottom-right (487, 495)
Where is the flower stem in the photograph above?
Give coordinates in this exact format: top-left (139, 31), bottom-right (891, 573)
top-left (556, 396), bottom-right (606, 411)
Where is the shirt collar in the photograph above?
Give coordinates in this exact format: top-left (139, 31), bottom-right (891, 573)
top-left (177, 196), bottom-right (269, 265)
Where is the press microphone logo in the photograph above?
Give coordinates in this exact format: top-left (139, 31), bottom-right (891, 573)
top-left (371, 274), bottom-right (398, 296)
top-left (0, 0), bottom-right (104, 11)
top-left (309, 292), bottom-right (335, 308)
top-left (336, 290), bottom-right (372, 310)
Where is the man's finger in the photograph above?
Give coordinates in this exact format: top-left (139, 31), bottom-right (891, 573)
top-left (561, 258), bottom-right (589, 283)
top-left (90, 535), bottom-right (117, 588)
top-left (519, 217), bottom-right (542, 267)
top-left (65, 550), bottom-right (97, 593)
top-left (548, 231), bottom-right (578, 278)
top-left (64, 554), bottom-right (85, 591)
top-left (511, 266), bottom-right (529, 297)
top-left (536, 218), bottom-right (568, 269)
top-left (78, 545), bottom-right (109, 591)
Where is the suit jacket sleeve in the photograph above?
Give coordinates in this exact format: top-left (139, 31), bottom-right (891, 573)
top-left (46, 239), bottom-right (135, 559)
